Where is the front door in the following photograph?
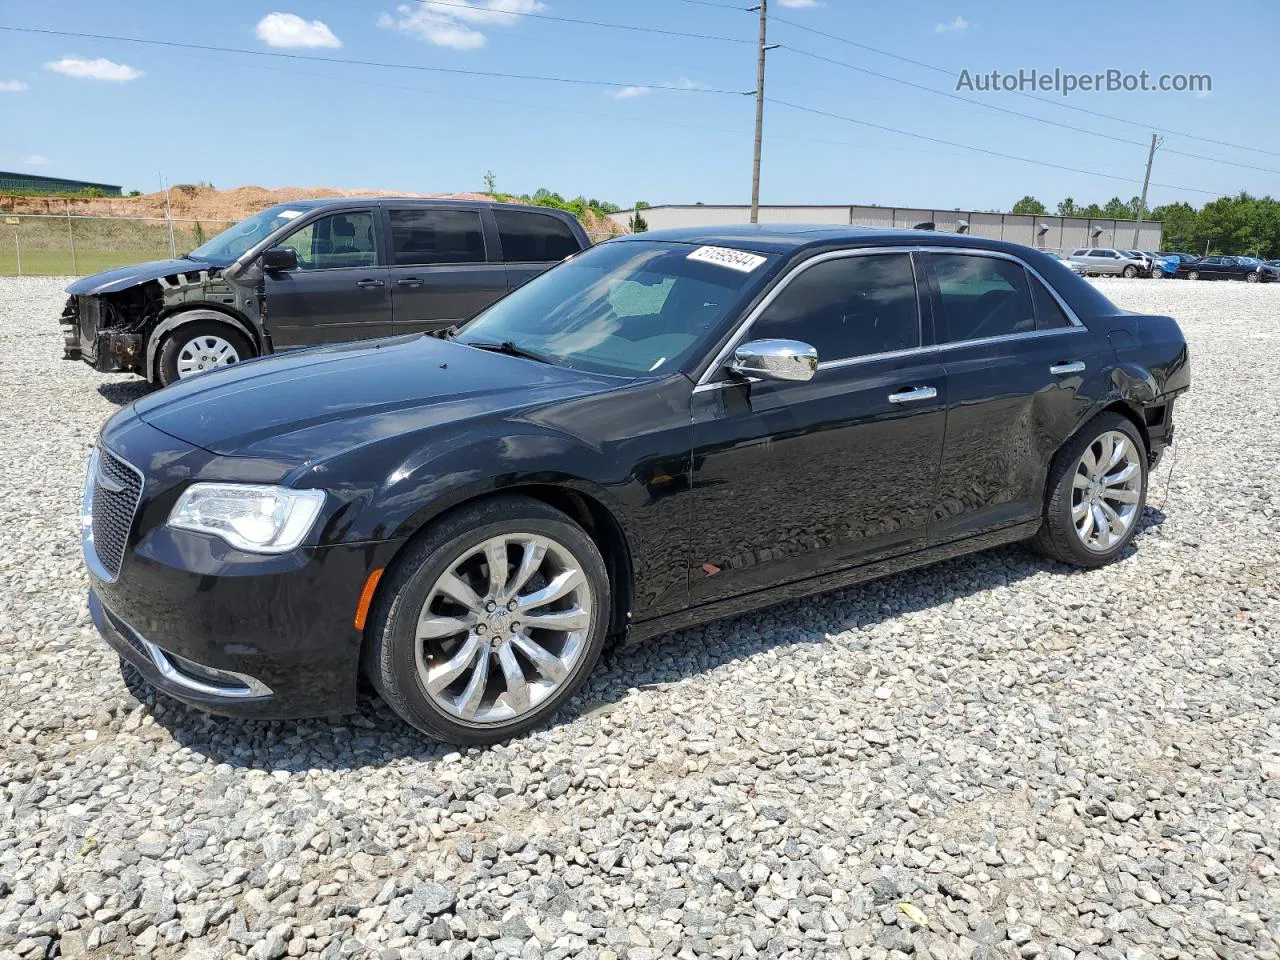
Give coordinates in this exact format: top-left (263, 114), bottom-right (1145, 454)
top-left (263, 209), bottom-right (393, 348)
top-left (924, 251), bottom-right (1105, 542)
top-left (385, 206), bottom-right (509, 333)
top-left (689, 250), bottom-right (947, 605)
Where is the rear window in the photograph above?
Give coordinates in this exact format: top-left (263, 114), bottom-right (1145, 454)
top-left (389, 208), bottom-right (486, 266)
top-left (495, 209), bottom-right (582, 263)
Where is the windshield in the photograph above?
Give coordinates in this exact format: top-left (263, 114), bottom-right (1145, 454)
top-left (455, 240), bottom-right (776, 377)
top-left (1238, 257), bottom-right (1262, 265)
top-left (188, 203), bottom-right (314, 262)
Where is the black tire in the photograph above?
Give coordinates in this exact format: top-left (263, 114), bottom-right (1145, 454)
top-left (156, 319), bottom-right (253, 387)
top-left (1122, 265), bottom-right (1138, 278)
top-left (363, 495), bottom-right (611, 744)
top-left (1032, 412), bottom-right (1148, 568)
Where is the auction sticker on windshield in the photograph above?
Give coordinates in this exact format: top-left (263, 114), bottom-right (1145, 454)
top-left (278, 210), bottom-right (304, 220)
top-left (687, 245), bottom-right (768, 273)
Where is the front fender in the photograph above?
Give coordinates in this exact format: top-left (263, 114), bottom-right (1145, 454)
top-left (146, 308), bottom-right (259, 382)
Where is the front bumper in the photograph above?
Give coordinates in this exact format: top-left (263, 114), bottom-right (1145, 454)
top-left (61, 295), bottom-right (144, 373)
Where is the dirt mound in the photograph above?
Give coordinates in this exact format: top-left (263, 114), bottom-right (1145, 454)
top-left (0, 185), bottom-right (627, 239)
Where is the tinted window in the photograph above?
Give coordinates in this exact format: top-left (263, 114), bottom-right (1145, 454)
top-left (1030, 276), bottom-right (1073, 330)
top-left (389, 208), bottom-right (485, 266)
top-left (749, 254), bottom-right (919, 361)
top-left (933, 254), bottom-right (1036, 342)
top-left (1070, 250), bottom-right (1085, 257)
top-left (280, 211), bottom-right (378, 270)
top-left (494, 210), bottom-right (581, 263)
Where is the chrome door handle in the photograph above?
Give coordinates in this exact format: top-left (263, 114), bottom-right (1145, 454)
top-left (396, 278), bottom-right (423, 288)
top-left (1049, 361), bottom-right (1086, 375)
top-left (356, 279), bottom-right (385, 288)
top-left (888, 386), bottom-right (938, 404)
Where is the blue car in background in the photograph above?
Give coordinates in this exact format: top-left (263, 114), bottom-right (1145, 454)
top-left (1153, 252), bottom-right (1196, 278)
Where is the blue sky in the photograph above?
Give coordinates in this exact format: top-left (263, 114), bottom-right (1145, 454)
top-left (1, 1), bottom-right (1277, 211)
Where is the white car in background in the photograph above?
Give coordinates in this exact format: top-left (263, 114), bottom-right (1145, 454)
top-left (1045, 251), bottom-right (1088, 276)
top-left (1068, 247), bottom-right (1148, 278)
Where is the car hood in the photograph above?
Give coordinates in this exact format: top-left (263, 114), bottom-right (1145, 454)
top-left (66, 256), bottom-right (230, 296)
top-left (131, 335), bottom-right (621, 463)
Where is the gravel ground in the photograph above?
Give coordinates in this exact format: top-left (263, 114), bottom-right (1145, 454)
top-left (0, 276), bottom-right (1277, 960)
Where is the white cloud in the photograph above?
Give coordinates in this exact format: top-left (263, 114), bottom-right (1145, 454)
top-left (613, 85), bottom-right (650, 100)
top-left (0, 80), bottom-right (28, 92)
top-left (255, 13), bottom-right (342, 49)
top-left (935, 16), bottom-right (970, 33)
top-left (44, 57), bottom-right (142, 82)
top-left (378, 0), bottom-right (543, 50)
top-left (23, 155), bottom-right (50, 166)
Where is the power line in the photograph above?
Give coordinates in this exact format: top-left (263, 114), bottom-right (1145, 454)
top-left (779, 46), bottom-right (1280, 177)
top-left (0, 25), bottom-right (747, 94)
top-left (409, 0), bottom-right (752, 43)
top-left (768, 98), bottom-right (1226, 196)
top-left (766, 14), bottom-right (1280, 160)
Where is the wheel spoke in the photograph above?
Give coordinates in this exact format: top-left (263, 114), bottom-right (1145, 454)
top-left (1104, 488), bottom-right (1141, 505)
top-left (1091, 503), bottom-right (1110, 545)
top-left (504, 540), bottom-right (547, 601)
top-left (511, 632), bottom-right (568, 683)
top-left (516, 568), bottom-right (583, 612)
top-left (1072, 500), bottom-right (1091, 521)
top-left (1072, 470), bottom-right (1091, 490)
top-left (435, 570), bottom-right (485, 612)
top-left (454, 641), bottom-right (491, 719)
top-left (484, 538), bottom-right (509, 599)
top-left (496, 642), bottom-right (531, 714)
top-left (426, 633), bottom-right (482, 694)
top-left (417, 610), bottom-right (478, 641)
top-left (1105, 436), bottom-right (1128, 471)
top-left (1076, 504), bottom-right (1095, 539)
top-left (1079, 443), bottom-right (1099, 476)
top-left (1104, 462), bottom-right (1139, 486)
top-left (1098, 500), bottom-right (1126, 529)
top-left (522, 607), bottom-right (590, 632)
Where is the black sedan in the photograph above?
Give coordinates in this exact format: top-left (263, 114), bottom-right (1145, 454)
top-left (1175, 255), bottom-right (1279, 282)
top-left (84, 226), bottom-right (1190, 743)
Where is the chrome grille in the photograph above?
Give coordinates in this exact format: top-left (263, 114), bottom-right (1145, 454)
top-left (86, 448), bottom-right (143, 581)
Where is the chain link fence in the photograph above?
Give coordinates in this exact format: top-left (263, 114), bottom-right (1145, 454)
top-left (0, 214), bottom-right (236, 277)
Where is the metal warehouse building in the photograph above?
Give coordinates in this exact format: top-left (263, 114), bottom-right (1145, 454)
top-left (0, 171), bottom-right (122, 196)
top-left (610, 204), bottom-right (1163, 253)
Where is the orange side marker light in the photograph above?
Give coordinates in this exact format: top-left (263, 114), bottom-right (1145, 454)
top-left (354, 568), bottom-right (384, 631)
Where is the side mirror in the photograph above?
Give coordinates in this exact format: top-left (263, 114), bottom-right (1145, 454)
top-left (729, 339), bottom-right (818, 383)
top-left (261, 246), bottom-right (299, 272)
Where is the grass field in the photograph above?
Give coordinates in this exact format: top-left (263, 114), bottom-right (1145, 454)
top-left (0, 216), bottom-right (233, 277)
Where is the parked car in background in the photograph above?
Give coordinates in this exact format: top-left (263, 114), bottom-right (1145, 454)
top-left (1119, 250), bottom-right (1159, 277)
top-left (1157, 252), bottom-right (1198, 278)
top-left (1045, 251), bottom-right (1087, 275)
top-left (61, 198), bottom-right (591, 386)
top-left (1175, 255), bottom-right (1279, 282)
top-left (82, 225), bottom-right (1190, 742)
top-left (1140, 252), bottom-right (1175, 278)
top-left (1067, 247), bottom-right (1148, 278)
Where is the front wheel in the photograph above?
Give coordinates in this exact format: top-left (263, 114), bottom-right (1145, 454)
top-left (1246, 271), bottom-right (1260, 283)
top-left (1187, 270), bottom-right (1200, 281)
top-left (156, 320), bottom-right (253, 387)
top-left (1123, 265), bottom-right (1138, 278)
top-left (364, 496), bottom-right (611, 744)
top-left (1032, 413), bottom-right (1148, 568)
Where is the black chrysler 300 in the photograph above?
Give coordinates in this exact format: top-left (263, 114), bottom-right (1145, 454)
top-left (84, 226), bottom-right (1190, 743)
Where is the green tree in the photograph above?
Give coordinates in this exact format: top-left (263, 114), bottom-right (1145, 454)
top-left (483, 170), bottom-right (496, 193)
top-left (1011, 195), bottom-right (1047, 215)
top-left (1057, 197), bottom-right (1077, 217)
top-left (1101, 196), bottom-right (1132, 218)
top-left (630, 201), bottom-right (650, 234)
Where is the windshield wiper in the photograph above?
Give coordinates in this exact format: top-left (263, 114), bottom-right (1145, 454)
top-left (462, 340), bottom-right (560, 366)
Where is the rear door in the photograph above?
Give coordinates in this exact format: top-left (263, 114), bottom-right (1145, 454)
top-left (494, 208), bottom-right (586, 291)
top-left (385, 206), bottom-right (508, 333)
top-left (262, 208), bottom-right (394, 347)
top-left (925, 251), bottom-right (1105, 543)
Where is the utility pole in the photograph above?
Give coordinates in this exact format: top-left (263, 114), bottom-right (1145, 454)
top-left (161, 173), bottom-right (177, 257)
top-left (748, 1), bottom-right (776, 224)
top-left (1132, 133), bottom-right (1161, 248)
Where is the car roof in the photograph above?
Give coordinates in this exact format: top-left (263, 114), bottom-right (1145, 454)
top-left (274, 196), bottom-right (576, 218)
top-left (613, 223), bottom-right (1059, 258)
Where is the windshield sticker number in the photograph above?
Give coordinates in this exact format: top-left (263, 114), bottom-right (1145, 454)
top-left (278, 210), bottom-right (303, 220)
top-left (687, 245), bottom-right (767, 273)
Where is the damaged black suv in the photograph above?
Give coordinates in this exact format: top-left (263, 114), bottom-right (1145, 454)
top-left (61, 197), bottom-right (590, 386)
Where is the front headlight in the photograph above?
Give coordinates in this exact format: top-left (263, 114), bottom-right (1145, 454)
top-left (168, 483), bottom-right (326, 554)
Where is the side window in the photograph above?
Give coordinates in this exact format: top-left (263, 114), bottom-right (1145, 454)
top-left (494, 210), bottom-right (582, 263)
top-left (281, 211), bottom-right (378, 270)
top-left (933, 254), bottom-right (1036, 342)
top-left (388, 208), bottom-right (485, 266)
top-left (749, 253), bottom-right (919, 362)
top-left (1070, 249), bottom-right (1086, 257)
top-left (1030, 274), bottom-right (1074, 330)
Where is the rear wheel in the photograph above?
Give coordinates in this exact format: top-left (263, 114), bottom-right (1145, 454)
top-left (363, 496), bottom-right (611, 744)
top-left (1032, 413), bottom-right (1148, 568)
top-left (1122, 264), bottom-right (1138, 278)
top-left (157, 320), bottom-right (253, 387)
top-left (1246, 271), bottom-right (1260, 283)
top-left (1187, 270), bottom-right (1200, 281)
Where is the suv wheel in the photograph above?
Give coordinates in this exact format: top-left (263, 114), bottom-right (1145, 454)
top-left (1122, 264), bottom-right (1138, 278)
top-left (364, 496), bottom-right (611, 744)
top-left (1032, 413), bottom-right (1148, 568)
top-left (157, 320), bottom-right (253, 387)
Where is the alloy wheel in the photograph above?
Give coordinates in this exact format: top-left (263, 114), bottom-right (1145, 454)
top-left (176, 335), bottom-right (241, 377)
top-left (1071, 430), bottom-right (1143, 552)
top-left (414, 534), bottom-right (593, 726)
